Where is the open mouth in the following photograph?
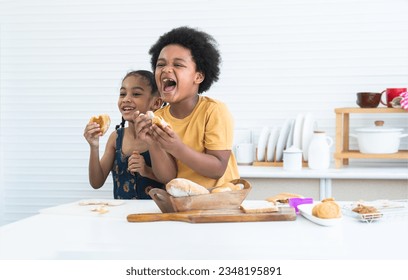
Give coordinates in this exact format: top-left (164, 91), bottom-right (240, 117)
top-left (162, 78), bottom-right (176, 92)
top-left (122, 106), bottom-right (135, 112)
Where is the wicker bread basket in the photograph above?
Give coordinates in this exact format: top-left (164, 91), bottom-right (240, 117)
top-left (149, 179), bottom-right (252, 213)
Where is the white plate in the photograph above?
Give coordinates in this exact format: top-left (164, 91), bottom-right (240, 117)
top-left (301, 113), bottom-right (317, 161)
top-left (275, 119), bottom-right (292, 162)
top-left (256, 127), bottom-right (270, 161)
top-left (298, 203), bottom-right (343, 227)
top-left (285, 119), bottom-right (295, 149)
top-left (293, 113), bottom-right (304, 149)
top-left (266, 127), bottom-right (280, 161)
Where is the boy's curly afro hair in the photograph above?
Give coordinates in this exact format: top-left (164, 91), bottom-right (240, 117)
top-left (149, 26), bottom-right (221, 94)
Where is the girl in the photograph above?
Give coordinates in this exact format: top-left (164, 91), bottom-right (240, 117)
top-left (84, 70), bottom-right (164, 199)
top-left (135, 27), bottom-right (240, 189)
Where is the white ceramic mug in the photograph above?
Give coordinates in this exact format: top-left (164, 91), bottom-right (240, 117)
top-left (235, 143), bottom-right (254, 165)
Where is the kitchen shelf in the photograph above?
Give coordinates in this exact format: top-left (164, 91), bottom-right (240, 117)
top-left (334, 107), bottom-right (408, 168)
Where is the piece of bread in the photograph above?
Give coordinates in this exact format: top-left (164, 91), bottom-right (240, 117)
top-left (352, 204), bottom-right (379, 214)
top-left (146, 110), bottom-right (170, 129)
top-left (89, 114), bottom-right (111, 136)
top-left (266, 192), bottom-right (303, 204)
top-left (166, 178), bottom-right (210, 197)
top-left (211, 182), bottom-right (242, 193)
top-left (240, 200), bottom-right (278, 213)
top-left (91, 205), bottom-right (109, 214)
top-left (312, 198), bottom-right (342, 219)
top-left (352, 204), bottom-right (382, 220)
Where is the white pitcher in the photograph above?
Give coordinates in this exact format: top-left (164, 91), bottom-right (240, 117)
top-left (307, 131), bottom-right (333, 170)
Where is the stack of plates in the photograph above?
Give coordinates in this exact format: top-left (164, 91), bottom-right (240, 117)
top-left (255, 112), bottom-right (318, 162)
top-left (275, 119), bottom-right (294, 162)
top-left (266, 127), bottom-right (280, 162)
top-left (256, 127), bottom-right (270, 161)
top-left (290, 112), bottom-right (318, 161)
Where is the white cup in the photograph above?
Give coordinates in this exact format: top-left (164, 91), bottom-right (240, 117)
top-left (235, 143), bottom-right (254, 165)
top-left (283, 146), bottom-right (302, 171)
top-left (233, 129), bottom-right (252, 155)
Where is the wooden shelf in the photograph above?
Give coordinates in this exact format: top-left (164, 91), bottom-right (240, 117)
top-left (335, 107), bottom-right (407, 114)
top-left (335, 150), bottom-right (408, 159)
top-left (334, 107), bottom-right (408, 168)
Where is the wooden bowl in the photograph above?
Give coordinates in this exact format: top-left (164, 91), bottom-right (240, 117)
top-left (148, 179), bottom-right (252, 213)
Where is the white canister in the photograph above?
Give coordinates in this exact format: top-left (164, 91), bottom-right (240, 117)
top-left (283, 146), bottom-right (302, 171)
top-left (307, 131), bottom-right (333, 170)
top-left (235, 143), bottom-right (254, 165)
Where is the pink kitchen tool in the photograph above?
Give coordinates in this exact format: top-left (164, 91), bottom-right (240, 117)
top-left (288, 198), bottom-right (314, 214)
top-left (400, 92), bottom-right (408, 111)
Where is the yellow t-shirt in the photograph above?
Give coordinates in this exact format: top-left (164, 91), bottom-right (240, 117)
top-left (155, 96), bottom-right (240, 188)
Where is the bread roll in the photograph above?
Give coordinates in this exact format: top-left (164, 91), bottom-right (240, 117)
top-left (266, 192), bottom-right (303, 204)
top-left (146, 110), bottom-right (170, 129)
top-left (89, 114), bottom-right (111, 136)
top-left (312, 198), bottom-right (342, 219)
top-left (211, 182), bottom-right (242, 193)
top-left (166, 178), bottom-right (209, 197)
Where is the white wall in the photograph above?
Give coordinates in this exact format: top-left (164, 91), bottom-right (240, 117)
top-left (1, 0), bottom-right (407, 225)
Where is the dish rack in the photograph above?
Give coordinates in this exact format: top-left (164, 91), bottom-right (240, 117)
top-left (250, 113), bottom-right (316, 167)
top-left (334, 107), bottom-right (408, 168)
top-left (252, 147), bottom-right (308, 167)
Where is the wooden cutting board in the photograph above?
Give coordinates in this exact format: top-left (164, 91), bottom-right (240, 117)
top-left (127, 207), bottom-right (296, 223)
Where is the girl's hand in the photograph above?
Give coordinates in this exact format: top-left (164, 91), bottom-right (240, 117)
top-left (128, 151), bottom-right (147, 177)
top-left (133, 111), bottom-right (153, 144)
top-left (83, 122), bottom-right (101, 148)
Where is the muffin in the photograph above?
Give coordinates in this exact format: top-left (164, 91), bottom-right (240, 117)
top-left (312, 198), bottom-right (342, 219)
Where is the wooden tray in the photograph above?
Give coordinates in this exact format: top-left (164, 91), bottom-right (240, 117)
top-left (148, 179), bottom-right (251, 213)
top-left (127, 207), bottom-right (296, 223)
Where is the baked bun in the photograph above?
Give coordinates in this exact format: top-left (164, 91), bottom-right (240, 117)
top-left (89, 114), bottom-right (111, 136)
top-left (146, 110), bottom-right (170, 129)
top-left (312, 198), bottom-right (342, 219)
top-left (266, 192), bottom-right (303, 204)
top-left (211, 182), bottom-right (242, 193)
top-left (166, 178), bottom-right (210, 197)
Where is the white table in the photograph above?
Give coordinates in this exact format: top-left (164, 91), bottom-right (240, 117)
top-left (0, 200), bottom-right (407, 260)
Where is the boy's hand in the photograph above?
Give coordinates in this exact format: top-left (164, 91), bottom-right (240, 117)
top-left (150, 124), bottom-right (182, 155)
